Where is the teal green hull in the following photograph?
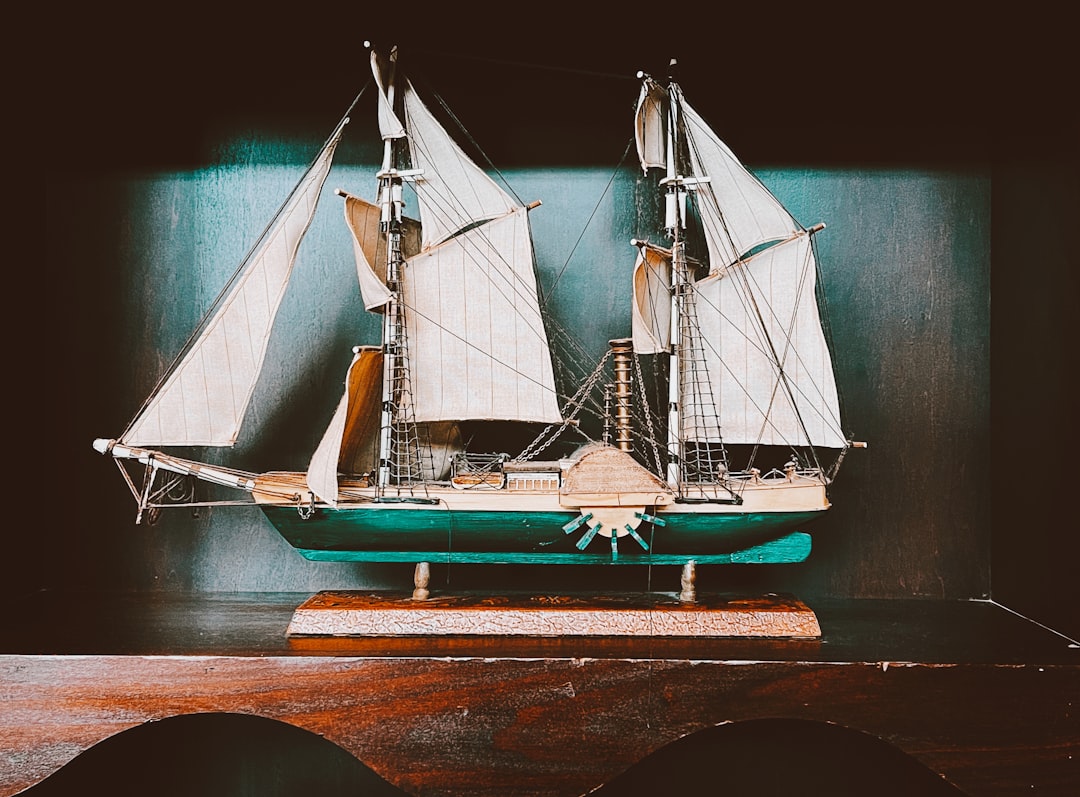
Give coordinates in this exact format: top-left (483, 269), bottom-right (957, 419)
top-left (260, 505), bottom-right (823, 565)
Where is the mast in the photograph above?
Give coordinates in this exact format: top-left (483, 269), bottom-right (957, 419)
top-left (634, 62), bottom-right (862, 495)
top-left (371, 45), bottom-right (425, 491)
top-left (661, 62), bottom-right (727, 493)
top-left (662, 62), bottom-right (683, 490)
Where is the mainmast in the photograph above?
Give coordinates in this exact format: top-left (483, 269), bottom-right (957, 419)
top-left (662, 68), bottom-right (684, 490)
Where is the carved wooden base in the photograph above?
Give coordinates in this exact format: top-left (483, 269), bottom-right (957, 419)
top-left (285, 590), bottom-right (821, 638)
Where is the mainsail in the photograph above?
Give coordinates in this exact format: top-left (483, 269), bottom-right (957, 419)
top-left (403, 210), bottom-right (561, 423)
top-left (691, 233), bottom-right (844, 448)
top-left (122, 121), bottom-right (347, 447)
top-left (632, 77), bottom-right (845, 451)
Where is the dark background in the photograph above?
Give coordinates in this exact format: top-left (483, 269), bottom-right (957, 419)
top-left (36, 6), bottom-right (1077, 640)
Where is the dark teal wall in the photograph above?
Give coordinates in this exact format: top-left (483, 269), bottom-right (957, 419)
top-left (41, 30), bottom-right (1073, 618)
top-left (61, 117), bottom-right (993, 600)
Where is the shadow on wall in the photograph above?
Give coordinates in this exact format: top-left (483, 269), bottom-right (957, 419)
top-left (22, 712), bottom-right (408, 797)
top-left (593, 717), bottom-right (968, 796)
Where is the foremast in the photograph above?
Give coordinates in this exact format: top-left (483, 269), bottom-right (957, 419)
top-left (370, 45), bottom-right (428, 493)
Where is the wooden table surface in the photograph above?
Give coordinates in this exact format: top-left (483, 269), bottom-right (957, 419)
top-left (3, 592), bottom-right (1077, 796)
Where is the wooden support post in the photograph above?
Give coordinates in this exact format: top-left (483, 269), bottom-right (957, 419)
top-left (679, 560), bottom-right (696, 603)
top-left (412, 562), bottom-right (430, 601)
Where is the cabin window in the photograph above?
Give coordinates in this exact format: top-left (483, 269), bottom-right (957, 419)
top-left (506, 472), bottom-right (560, 491)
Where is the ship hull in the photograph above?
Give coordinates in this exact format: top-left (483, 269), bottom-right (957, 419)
top-left (259, 502), bottom-right (825, 565)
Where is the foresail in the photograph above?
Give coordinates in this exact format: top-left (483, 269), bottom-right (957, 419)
top-left (689, 234), bottom-right (845, 449)
top-left (307, 347), bottom-right (383, 505)
top-left (122, 127), bottom-right (344, 447)
top-left (679, 94), bottom-right (799, 272)
top-left (402, 210), bottom-right (561, 424)
top-left (402, 80), bottom-right (519, 249)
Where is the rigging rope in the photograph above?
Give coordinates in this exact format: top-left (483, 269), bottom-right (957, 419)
top-left (513, 348), bottom-right (613, 461)
top-left (543, 137), bottom-right (635, 306)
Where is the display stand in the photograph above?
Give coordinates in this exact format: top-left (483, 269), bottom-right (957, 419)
top-left (286, 591), bottom-right (821, 639)
top-left (286, 562), bottom-right (820, 639)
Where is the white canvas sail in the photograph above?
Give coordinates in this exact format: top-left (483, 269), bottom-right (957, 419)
top-left (402, 80), bottom-right (518, 249)
top-left (371, 48), bottom-right (406, 141)
top-left (635, 80), bottom-right (667, 173)
top-left (343, 194), bottom-right (421, 311)
top-left (307, 347), bottom-right (383, 504)
top-left (679, 90), bottom-right (799, 271)
top-left (122, 126), bottom-right (345, 447)
top-left (345, 195), bottom-right (393, 310)
top-left (390, 77), bottom-right (560, 424)
top-left (688, 233), bottom-right (845, 448)
top-left (307, 390), bottom-right (352, 504)
top-left (631, 243), bottom-right (672, 354)
top-left (402, 210), bottom-right (561, 423)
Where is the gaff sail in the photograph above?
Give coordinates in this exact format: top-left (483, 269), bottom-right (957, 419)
top-left (307, 346), bottom-right (383, 504)
top-left (690, 233), bottom-right (845, 448)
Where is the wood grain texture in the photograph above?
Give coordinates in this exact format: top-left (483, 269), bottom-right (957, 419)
top-left (2, 652), bottom-right (1071, 794)
top-left (3, 595), bottom-right (1077, 796)
top-left (3, 653), bottom-right (1075, 796)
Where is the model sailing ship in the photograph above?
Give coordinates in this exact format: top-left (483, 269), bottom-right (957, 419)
top-left (93, 47), bottom-right (863, 571)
